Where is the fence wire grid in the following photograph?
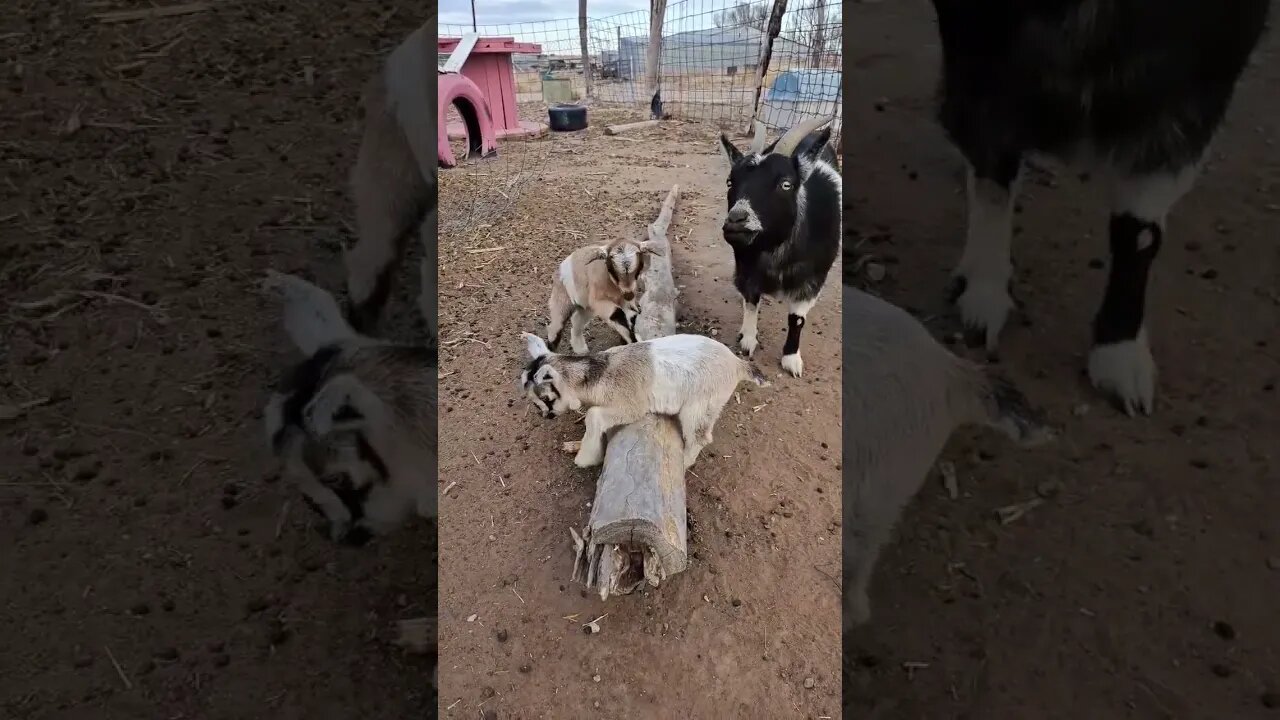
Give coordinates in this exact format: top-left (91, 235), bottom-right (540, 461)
top-left (440, 0), bottom-right (842, 134)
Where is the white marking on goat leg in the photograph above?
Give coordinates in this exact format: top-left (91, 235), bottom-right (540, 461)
top-left (569, 307), bottom-right (590, 354)
top-left (728, 198), bottom-right (763, 232)
top-left (780, 296), bottom-right (817, 378)
top-left (738, 297), bottom-right (760, 357)
top-left (574, 407), bottom-right (617, 467)
top-left (1088, 328), bottom-right (1156, 417)
top-left (953, 164), bottom-right (1019, 353)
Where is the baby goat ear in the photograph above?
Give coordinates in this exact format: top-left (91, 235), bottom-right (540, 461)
top-left (637, 240), bottom-right (665, 257)
top-left (521, 332), bottom-right (550, 360)
top-left (718, 134), bottom-right (743, 163)
top-left (585, 245), bottom-right (610, 264)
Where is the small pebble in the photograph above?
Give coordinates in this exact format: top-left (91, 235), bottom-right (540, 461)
top-left (154, 647), bottom-right (179, 661)
top-left (1035, 480), bottom-right (1063, 499)
top-left (592, 674), bottom-right (601, 683)
top-left (804, 677), bottom-right (816, 689)
top-left (519, 663), bottom-right (532, 673)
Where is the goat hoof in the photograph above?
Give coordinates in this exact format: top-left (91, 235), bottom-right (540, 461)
top-left (952, 276), bottom-right (1013, 355)
top-left (573, 450), bottom-right (603, 468)
top-left (780, 352), bottom-right (803, 378)
top-left (738, 333), bottom-right (758, 358)
top-left (1088, 334), bottom-right (1156, 417)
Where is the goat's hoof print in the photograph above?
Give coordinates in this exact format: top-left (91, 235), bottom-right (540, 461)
top-left (780, 353), bottom-right (803, 378)
top-left (1087, 338), bottom-right (1155, 417)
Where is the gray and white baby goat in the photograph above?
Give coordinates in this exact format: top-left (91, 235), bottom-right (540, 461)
top-left (520, 332), bottom-right (767, 470)
top-left (546, 238), bottom-right (664, 352)
top-left (344, 22), bottom-right (438, 342)
top-left (719, 115), bottom-right (841, 378)
top-left (262, 270), bottom-right (437, 546)
top-left (844, 284), bottom-right (1050, 631)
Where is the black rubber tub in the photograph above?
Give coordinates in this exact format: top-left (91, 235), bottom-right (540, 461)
top-left (548, 103), bottom-right (588, 132)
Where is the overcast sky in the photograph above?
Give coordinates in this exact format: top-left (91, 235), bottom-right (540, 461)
top-left (439, 0), bottom-right (652, 27)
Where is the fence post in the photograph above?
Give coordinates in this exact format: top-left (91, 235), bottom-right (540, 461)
top-left (744, 0), bottom-right (788, 133)
top-left (579, 0), bottom-right (594, 99)
top-left (645, 0), bottom-right (667, 113)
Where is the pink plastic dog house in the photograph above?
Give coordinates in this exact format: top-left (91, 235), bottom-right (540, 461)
top-left (437, 72), bottom-right (498, 168)
top-left (438, 35), bottom-right (545, 167)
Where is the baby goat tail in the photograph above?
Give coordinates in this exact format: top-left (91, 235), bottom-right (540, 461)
top-left (950, 362), bottom-right (1050, 446)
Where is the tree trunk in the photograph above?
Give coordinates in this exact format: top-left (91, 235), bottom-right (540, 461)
top-left (644, 0), bottom-right (667, 112)
top-left (578, 0), bottom-right (594, 99)
top-left (744, 0), bottom-right (789, 132)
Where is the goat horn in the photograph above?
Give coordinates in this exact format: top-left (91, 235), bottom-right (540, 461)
top-left (749, 120), bottom-right (768, 154)
top-left (771, 115), bottom-right (834, 157)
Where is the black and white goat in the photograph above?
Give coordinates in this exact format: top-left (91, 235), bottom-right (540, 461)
top-left (262, 270), bottom-right (437, 545)
top-left (930, 0), bottom-right (1269, 415)
top-left (718, 116), bottom-right (842, 378)
top-left (344, 22), bottom-right (438, 342)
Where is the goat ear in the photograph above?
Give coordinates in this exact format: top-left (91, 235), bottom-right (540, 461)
top-left (718, 134), bottom-right (743, 163)
top-left (521, 332), bottom-right (550, 360)
top-left (796, 126), bottom-right (834, 161)
top-left (585, 245), bottom-right (609, 264)
top-left (637, 240), bottom-right (665, 257)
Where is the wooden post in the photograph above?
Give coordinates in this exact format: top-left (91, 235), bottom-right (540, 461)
top-left (644, 0), bottom-right (667, 112)
top-left (578, 0), bottom-right (594, 99)
top-left (572, 185), bottom-right (683, 599)
top-left (744, 0), bottom-right (788, 133)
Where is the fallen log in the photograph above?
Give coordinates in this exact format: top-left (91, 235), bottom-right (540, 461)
top-left (603, 119), bottom-right (662, 136)
top-left (572, 184), bottom-right (685, 599)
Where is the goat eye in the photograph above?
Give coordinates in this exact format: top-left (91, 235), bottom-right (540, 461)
top-left (726, 179), bottom-right (732, 187)
top-left (781, 180), bottom-right (794, 190)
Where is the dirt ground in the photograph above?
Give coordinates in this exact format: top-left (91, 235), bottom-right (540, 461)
top-left (846, 2), bottom-right (1280, 718)
top-left (436, 109), bottom-right (842, 718)
top-left (1, 3), bottom-right (435, 719)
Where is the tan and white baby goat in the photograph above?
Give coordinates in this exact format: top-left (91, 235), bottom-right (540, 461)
top-left (520, 332), bottom-right (767, 470)
top-left (546, 238), bottom-right (664, 353)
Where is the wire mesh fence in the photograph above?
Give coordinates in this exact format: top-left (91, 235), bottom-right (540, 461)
top-left (440, 0), bottom-right (842, 133)
top-left (437, 1), bottom-right (841, 264)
